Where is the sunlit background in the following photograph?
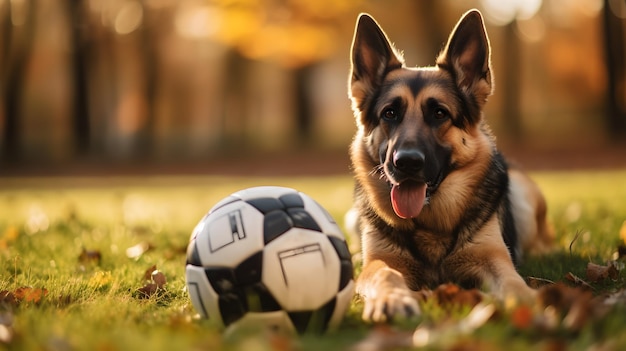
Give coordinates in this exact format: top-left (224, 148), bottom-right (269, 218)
top-left (0, 0), bottom-right (624, 174)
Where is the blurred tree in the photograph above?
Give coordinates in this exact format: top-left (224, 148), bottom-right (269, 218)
top-left (136, 0), bottom-right (159, 158)
top-left (294, 63), bottom-right (316, 144)
top-left (208, 0), bottom-right (361, 144)
top-left (66, 0), bottom-right (91, 156)
top-left (602, 0), bottom-right (626, 139)
top-left (1, 0), bottom-right (37, 163)
top-left (501, 21), bottom-right (522, 141)
top-left (220, 49), bottom-right (251, 148)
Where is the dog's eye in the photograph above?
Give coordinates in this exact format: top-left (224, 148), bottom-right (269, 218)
top-left (382, 108), bottom-right (398, 121)
top-left (434, 107), bottom-right (449, 120)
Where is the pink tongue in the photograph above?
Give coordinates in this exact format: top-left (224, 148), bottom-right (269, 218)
top-left (390, 182), bottom-right (427, 219)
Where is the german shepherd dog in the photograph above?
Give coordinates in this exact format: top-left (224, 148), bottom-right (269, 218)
top-left (348, 10), bottom-right (553, 322)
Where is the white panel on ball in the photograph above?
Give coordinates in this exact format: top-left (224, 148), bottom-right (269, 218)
top-left (262, 228), bottom-right (340, 311)
top-left (194, 201), bottom-right (265, 267)
top-left (234, 186), bottom-right (297, 201)
top-left (299, 194), bottom-right (345, 241)
top-left (185, 265), bottom-right (223, 325)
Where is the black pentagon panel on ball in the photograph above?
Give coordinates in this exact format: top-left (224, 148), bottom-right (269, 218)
top-left (186, 241), bottom-right (202, 266)
top-left (234, 251), bottom-right (263, 286)
top-left (244, 283), bottom-right (282, 312)
top-left (287, 298), bottom-right (336, 334)
top-left (327, 236), bottom-right (351, 261)
top-left (246, 197), bottom-right (285, 214)
top-left (338, 261), bottom-right (354, 290)
top-left (263, 210), bottom-right (293, 244)
top-left (278, 192), bottom-right (304, 208)
top-left (205, 267), bottom-right (237, 295)
top-left (327, 236), bottom-right (353, 290)
top-left (218, 292), bottom-right (247, 326)
top-left (287, 208), bottom-right (322, 232)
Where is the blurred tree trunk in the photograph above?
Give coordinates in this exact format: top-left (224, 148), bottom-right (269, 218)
top-left (501, 21), bottom-right (522, 141)
top-left (602, 0), bottom-right (626, 139)
top-left (66, 0), bottom-right (91, 156)
top-left (293, 64), bottom-right (316, 146)
top-left (1, 0), bottom-right (37, 163)
top-left (136, 0), bottom-right (158, 158)
top-left (220, 49), bottom-right (250, 149)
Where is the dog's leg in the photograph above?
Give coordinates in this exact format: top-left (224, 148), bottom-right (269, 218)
top-left (446, 216), bottom-right (536, 302)
top-left (357, 259), bottom-right (422, 322)
top-left (479, 248), bottom-right (536, 302)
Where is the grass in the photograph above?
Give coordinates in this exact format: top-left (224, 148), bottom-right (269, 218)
top-left (0, 170), bottom-right (625, 350)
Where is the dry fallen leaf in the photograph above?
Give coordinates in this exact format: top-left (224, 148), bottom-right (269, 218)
top-left (151, 271), bottom-right (167, 288)
top-left (537, 283), bottom-right (598, 332)
top-left (137, 283), bottom-right (159, 299)
top-left (136, 265), bottom-right (167, 298)
top-left (564, 272), bottom-right (594, 290)
top-left (586, 262), bottom-right (620, 283)
top-left (12, 287), bottom-right (48, 304)
top-left (433, 284), bottom-right (484, 310)
top-left (143, 264), bottom-right (158, 281)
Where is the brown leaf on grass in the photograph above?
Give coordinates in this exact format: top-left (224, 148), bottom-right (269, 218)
top-left (433, 284), bottom-right (484, 309)
top-left (151, 271), bottom-right (167, 288)
top-left (564, 272), bottom-right (594, 290)
top-left (137, 283), bottom-right (159, 299)
top-left (143, 264), bottom-right (158, 281)
top-left (13, 287), bottom-right (48, 304)
top-left (136, 265), bottom-right (167, 298)
top-left (78, 247), bottom-right (102, 264)
top-left (586, 261), bottom-right (621, 283)
top-left (537, 283), bottom-right (597, 332)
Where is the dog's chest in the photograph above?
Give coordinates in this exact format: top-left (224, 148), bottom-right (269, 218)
top-left (400, 230), bottom-right (458, 289)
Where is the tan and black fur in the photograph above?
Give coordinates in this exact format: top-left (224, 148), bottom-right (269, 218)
top-left (347, 10), bottom-right (553, 322)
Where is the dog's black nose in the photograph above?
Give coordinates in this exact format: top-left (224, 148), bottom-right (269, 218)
top-left (393, 149), bottom-right (425, 173)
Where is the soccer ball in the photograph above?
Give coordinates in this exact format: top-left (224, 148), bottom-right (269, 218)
top-left (185, 186), bottom-right (355, 334)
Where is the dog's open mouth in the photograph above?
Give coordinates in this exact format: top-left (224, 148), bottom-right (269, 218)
top-left (390, 180), bottom-right (427, 219)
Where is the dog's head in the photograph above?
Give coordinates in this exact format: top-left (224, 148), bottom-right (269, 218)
top-left (349, 10), bottom-right (494, 220)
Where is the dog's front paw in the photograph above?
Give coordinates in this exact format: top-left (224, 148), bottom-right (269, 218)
top-left (361, 285), bottom-right (421, 322)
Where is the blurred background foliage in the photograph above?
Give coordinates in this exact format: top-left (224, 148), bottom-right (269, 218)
top-left (0, 0), bottom-right (624, 172)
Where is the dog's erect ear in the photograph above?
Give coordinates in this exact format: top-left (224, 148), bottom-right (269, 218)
top-left (437, 10), bottom-right (492, 114)
top-left (349, 14), bottom-right (403, 120)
